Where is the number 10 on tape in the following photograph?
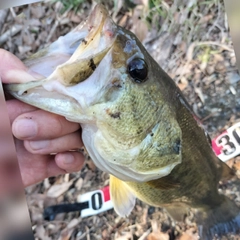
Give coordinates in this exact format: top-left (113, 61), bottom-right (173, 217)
top-left (212, 122), bottom-right (240, 162)
top-left (77, 186), bottom-right (113, 218)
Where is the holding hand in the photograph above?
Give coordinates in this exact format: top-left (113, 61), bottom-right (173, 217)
top-left (0, 49), bottom-right (85, 187)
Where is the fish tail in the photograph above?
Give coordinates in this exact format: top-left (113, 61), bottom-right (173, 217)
top-left (197, 196), bottom-right (240, 239)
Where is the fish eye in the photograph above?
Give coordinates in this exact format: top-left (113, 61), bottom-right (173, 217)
top-left (128, 58), bottom-right (148, 83)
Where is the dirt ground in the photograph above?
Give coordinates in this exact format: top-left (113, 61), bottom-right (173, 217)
top-left (1, 0), bottom-right (240, 239)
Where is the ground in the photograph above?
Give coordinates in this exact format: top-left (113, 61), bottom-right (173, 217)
top-left (1, 0), bottom-right (240, 239)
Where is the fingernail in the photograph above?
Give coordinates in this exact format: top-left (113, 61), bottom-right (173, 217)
top-left (14, 118), bottom-right (38, 139)
top-left (6, 69), bottom-right (38, 83)
top-left (63, 153), bottom-right (75, 164)
top-left (29, 140), bottom-right (49, 150)
top-left (28, 69), bottom-right (44, 79)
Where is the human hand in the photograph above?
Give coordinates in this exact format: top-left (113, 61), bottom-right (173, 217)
top-left (0, 49), bottom-right (85, 187)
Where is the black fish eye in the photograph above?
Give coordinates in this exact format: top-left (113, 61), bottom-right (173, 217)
top-left (128, 58), bottom-right (148, 83)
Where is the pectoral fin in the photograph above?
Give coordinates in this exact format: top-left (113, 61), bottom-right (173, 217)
top-left (109, 175), bottom-right (136, 217)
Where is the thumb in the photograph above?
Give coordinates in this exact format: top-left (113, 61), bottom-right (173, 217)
top-left (0, 49), bottom-right (39, 84)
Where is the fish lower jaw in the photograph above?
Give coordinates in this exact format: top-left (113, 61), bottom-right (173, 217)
top-left (93, 155), bottom-right (180, 183)
top-left (82, 126), bottom-right (179, 183)
top-left (8, 84), bottom-right (94, 124)
top-left (113, 162), bottom-right (180, 183)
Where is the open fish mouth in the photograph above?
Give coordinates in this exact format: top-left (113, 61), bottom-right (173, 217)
top-left (5, 4), bottom-right (117, 121)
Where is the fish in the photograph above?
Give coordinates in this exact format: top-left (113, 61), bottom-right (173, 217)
top-left (5, 3), bottom-right (240, 239)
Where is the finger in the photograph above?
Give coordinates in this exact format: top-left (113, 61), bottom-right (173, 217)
top-left (0, 49), bottom-right (41, 83)
top-left (0, 49), bottom-right (28, 73)
top-left (24, 152), bottom-right (85, 186)
top-left (15, 139), bottom-right (84, 187)
top-left (24, 131), bottom-right (83, 154)
top-left (15, 139), bottom-right (66, 187)
top-left (22, 152), bottom-right (85, 186)
top-left (6, 99), bottom-right (37, 124)
top-left (12, 110), bottom-right (80, 140)
top-left (55, 151), bottom-right (85, 173)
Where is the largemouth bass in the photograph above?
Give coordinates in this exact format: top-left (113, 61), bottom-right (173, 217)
top-left (5, 4), bottom-right (240, 239)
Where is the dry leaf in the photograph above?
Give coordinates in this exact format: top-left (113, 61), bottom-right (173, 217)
top-left (147, 221), bottom-right (169, 240)
top-left (131, 6), bottom-right (148, 42)
top-left (31, 6), bottom-right (45, 19)
top-left (86, 159), bottom-right (96, 171)
top-left (58, 228), bottom-right (75, 240)
top-left (115, 233), bottom-right (132, 240)
top-left (75, 178), bottom-right (83, 191)
top-left (233, 158), bottom-right (240, 171)
top-left (179, 228), bottom-right (199, 240)
top-left (177, 77), bottom-right (188, 91)
top-left (35, 224), bottom-right (52, 240)
top-left (47, 180), bottom-right (74, 198)
top-left (70, 13), bottom-right (81, 23)
top-left (67, 218), bottom-right (80, 229)
top-left (147, 232), bottom-right (169, 240)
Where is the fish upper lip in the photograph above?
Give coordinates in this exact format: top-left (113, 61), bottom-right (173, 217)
top-left (6, 4), bottom-right (117, 90)
top-left (46, 4), bottom-right (117, 86)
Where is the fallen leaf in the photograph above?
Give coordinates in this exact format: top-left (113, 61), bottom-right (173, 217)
top-left (58, 228), bottom-right (75, 240)
top-left (75, 178), bottom-right (83, 191)
top-left (131, 6), bottom-right (148, 42)
top-left (115, 233), bottom-right (132, 240)
top-left (47, 180), bottom-right (74, 198)
top-left (147, 232), bottom-right (169, 240)
top-left (35, 224), bottom-right (52, 240)
top-left (67, 218), bottom-right (80, 229)
top-left (179, 230), bottom-right (198, 240)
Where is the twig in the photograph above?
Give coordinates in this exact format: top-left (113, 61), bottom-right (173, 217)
top-left (0, 9), bottom-right (8, 32)
top-left (201, 110), bottom-right (220, 122)
top-left (180, 41), bottom-right (234, 79)
top-left (0, 25), bottom-right (22, 45)
top-left (9, 7), bottom-right (16, 18)
top-left (46, 20), bottom-right (59, 43)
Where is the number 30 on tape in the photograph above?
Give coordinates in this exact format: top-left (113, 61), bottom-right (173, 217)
top-left (212, 122), bottom-right (240, 162)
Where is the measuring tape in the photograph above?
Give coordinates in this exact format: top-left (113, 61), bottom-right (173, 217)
top-left (212, 122), bottom-right (240, 162)
top-left (77, 186), bottom-right (113, 217)
top-left (44, 122), bottom-right (240, 220)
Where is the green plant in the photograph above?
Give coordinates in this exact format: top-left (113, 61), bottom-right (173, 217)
top-left (52, 0), bottom-right (89, 13)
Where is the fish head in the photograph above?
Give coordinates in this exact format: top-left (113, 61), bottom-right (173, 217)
top-left (6, 4), bottom-right (182, 182)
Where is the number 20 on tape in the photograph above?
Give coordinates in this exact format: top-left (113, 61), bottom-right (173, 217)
top-left (212, 122), bottom-right (240, 162)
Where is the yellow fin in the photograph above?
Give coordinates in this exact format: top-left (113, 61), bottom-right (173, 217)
top-left (110, 174), bottom-right (136, 217)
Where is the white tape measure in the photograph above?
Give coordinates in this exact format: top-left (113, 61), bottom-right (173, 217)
top-left (77, 186), bottom-right (113, 218)
top-left (212, 122), bottom-right (240, 162)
